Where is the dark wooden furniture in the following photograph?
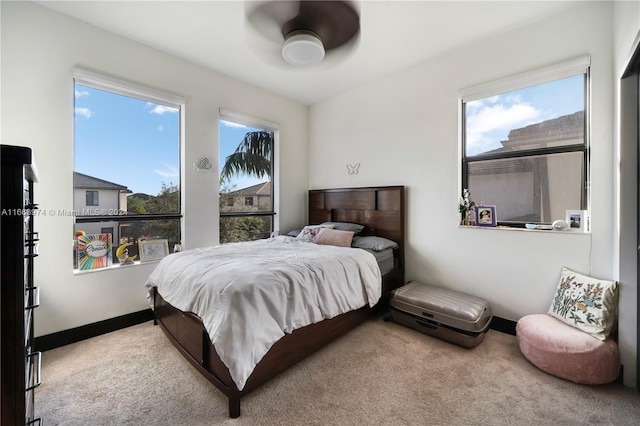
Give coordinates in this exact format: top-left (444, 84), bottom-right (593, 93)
top-left (308, 185), bottom-right (405, 299)
top-left (1, 145), bottom-right (41, 425)
top-left (151, 185), bottom-right (405, 417)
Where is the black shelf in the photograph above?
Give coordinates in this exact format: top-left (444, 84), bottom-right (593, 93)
top-left (1, 145), bottom-right (41, 426)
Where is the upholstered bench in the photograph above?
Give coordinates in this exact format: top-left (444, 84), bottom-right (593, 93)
top-left (516, 313), bottom-right (620, 385)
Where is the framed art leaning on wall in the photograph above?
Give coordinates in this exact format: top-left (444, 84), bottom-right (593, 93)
top-left (566, 210), bottom-right (588, 232)
top-left (139, 239), bottom-right (169, 261)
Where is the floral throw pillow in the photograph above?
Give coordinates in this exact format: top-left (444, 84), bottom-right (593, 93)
top-left (547, 267), bottom-right (619, 340)
top-left (295, 224), bottom-right (334, 243)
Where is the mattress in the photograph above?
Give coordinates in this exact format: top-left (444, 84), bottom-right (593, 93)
top-left (363, 248), bottom-right (395, 275)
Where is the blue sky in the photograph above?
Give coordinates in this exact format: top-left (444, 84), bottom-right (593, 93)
top-left (465, 74), bottom-right (584, 156)
top-left (74, 85), bottom-right (180, 195)
top-left (74, 85), bottom-right (266, 196)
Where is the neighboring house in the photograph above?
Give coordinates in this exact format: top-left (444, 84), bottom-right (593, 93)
top-left (498, 111), bottom-right (584, 152)
top-left (73, 172), bottom-right (131, 245)
top-left (470, 112), bottom-right (583, 222)
top-left (221, 181), bottom-right (271, 213)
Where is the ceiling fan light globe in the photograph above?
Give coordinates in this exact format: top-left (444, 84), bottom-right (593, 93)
top-left (282, 32), bottom-right (325, 66)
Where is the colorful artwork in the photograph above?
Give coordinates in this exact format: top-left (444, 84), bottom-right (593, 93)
top-left (77, 233), bottom-right (112, 270)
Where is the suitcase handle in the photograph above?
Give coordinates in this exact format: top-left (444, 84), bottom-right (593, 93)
top-left (415, 318), bottom-right (437, 330)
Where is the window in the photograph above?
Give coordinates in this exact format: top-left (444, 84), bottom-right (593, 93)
top-left (73, 68), bottom-right (183, 270)
top-left (86, 190), bottom-right (99, 206)
top-left (219, 109), bottom-right (277, 244)
top-left (460, 56), bottom-right (589, 227)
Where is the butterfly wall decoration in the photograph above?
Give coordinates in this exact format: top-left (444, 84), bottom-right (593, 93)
top-left (346, 163), bottom-right (360, 175)
top-left (193, 157), bottom-right (212, 173)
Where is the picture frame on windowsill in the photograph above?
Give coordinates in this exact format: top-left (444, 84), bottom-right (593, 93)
top-left (565, 210), bottom-right (588, 232)
top-left (139, 239), bottom-right (169, 261)
top-left (476, 205), bottom-right (497, 227)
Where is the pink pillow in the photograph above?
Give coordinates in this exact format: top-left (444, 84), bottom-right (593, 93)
top-left (314, 228), bottom-right (354, 247)
top-left (295, 224), bottom-right (334, 242)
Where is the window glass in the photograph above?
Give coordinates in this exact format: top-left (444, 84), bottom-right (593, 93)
top-left (461, 66), bottom-right (588, 227)
top-left (465, 75), bottom-right (585, 157)
top-left (468, 152), bottom-right (584, 223)
top-left (219, 118), bottom-right (274, 244)
top-left (73, 83), bottom-right (181, 270)
top-left (86, 190), bottom-right (99, 206)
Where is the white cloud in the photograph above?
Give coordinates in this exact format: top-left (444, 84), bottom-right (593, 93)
top-left (75, 89), bottom-right (90, 98)
top-left (466, 100), bottom-right (541, 154)
top-left (154, 165), bottom-right (179, 179)
top-left (505, 93), bottom-right (523, 103)
top-left (469, 103), bottom-right (540, 135)
top-left (147, 103), bottom-right (178, 115)
top-left (75, 107), bottom-right (93, 118)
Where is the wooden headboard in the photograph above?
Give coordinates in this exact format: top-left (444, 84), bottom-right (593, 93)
top-left (308, 186), bottom-right (405, 276)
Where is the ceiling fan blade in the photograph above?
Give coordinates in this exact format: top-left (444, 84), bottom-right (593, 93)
top-left (245, 1), bottom-right (300, 43)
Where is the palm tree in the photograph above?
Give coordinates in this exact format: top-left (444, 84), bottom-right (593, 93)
top-left (220, 130), bottom-right (273, 183)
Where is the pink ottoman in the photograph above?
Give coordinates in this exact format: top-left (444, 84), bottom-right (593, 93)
top-left (516, 314), bottom-right (620, 385)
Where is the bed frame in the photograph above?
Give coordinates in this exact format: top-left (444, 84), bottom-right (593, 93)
top-left (152, 185), bottom-right (405, 417)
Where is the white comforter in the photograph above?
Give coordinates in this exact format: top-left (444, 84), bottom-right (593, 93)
top-left (145, 236), bottom-right (382, 391)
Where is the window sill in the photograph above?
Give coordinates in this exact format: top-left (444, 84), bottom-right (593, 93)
top-left (458, 225), bottom-right (591, 235)
top-left (73, 259), bottom-right (161, 275)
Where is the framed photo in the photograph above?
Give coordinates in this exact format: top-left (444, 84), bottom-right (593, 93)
top-left (139, 239), bottom-right (169, 261)
top-left (77, 233), bottom-right (112, 270)
top-left (565, 210), bottom-right (588, 232)
top-left (476, 205), bottom-right (497, 227)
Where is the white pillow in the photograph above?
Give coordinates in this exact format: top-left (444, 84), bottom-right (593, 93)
top-left (295, 224), bottom-right (334, 243)
top-left (547, 267), bottom-right (619, 340)
top-left (320, 221), bottom-right (365, 234)
top-left (351, 236), bottom-right (398, 251)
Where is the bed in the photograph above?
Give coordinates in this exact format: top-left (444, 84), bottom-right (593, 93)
top-left (146, 185), bottom-right (405, 417)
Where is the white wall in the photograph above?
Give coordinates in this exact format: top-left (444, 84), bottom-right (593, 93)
top-left (309, 2), bottom-right (636, 386)
top-left (614, 0), bottom-right (640, 389)
top-left (1, 2), bottom-right (309, 336)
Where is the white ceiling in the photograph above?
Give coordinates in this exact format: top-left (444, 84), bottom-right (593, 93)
top-left (36, 1), bottom-right (583, 105)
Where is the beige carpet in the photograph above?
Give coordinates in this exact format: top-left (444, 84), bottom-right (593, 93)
top-left (36, 317), bottom-right (640, 425)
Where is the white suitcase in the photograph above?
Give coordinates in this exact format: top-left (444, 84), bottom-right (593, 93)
top-left (389, 281), bottom-right (492, 348)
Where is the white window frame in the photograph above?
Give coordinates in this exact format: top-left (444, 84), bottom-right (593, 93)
top-left (74, 68), bottom-right (185, 107)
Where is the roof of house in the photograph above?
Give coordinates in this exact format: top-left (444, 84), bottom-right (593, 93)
top-left (228, 181), bottom-right (271, 197)
top-left (500, 111), bottom-right (584, 150)
top-left (73, 172), bottom-right (131, 192)
top-left (471, 111), bottom-right (585, 176)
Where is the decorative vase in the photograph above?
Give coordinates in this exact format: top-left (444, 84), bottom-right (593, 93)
top-left (461, 210), bottom-right (474, 226)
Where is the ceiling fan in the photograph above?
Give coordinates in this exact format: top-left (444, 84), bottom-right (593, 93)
top-left (245, 1), bottom-right (361, 67)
